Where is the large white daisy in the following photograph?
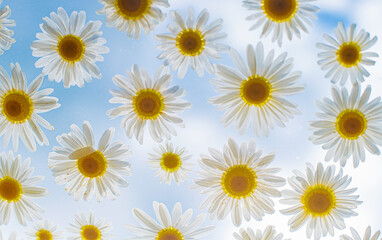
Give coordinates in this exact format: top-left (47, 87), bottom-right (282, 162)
top-left (340, 226), bottom-right (381, 240)
top-left (125, 201), bottom-right (214, 239)
top-left (0, 0), bottom-right (16, 55)
top-left (194, 138), bottom-right (285, 227)
top-left (317, 22), bottom-right (378, 85)
top-left (310, 83), bottom-right (382, 167)
top-left (26, 220), bottom-right (63, 240)
top-left (233, 225), bottom-right (284, 240)
top-left (280, 162), bottom-right (361, 240)
top-left (107, 64), bottom-right (191, 144)
top-left (148, 142), bottom-right (192, 185)
top-left (243, 0), bottom-right (319, 47)
top-left (31, 7), bottom-right (110, 88)
top-left (209, 42), bottom-right (304, 137)
top-left (0, 151), bottom-right (47, 226)
top-left (0, 230), bottom-right (16, 240)
top-left (48, 121), bottom-right (131, 201)
top-left (67, 211), bottom-right (112, 240)
top-left (155, 7), bottom-right (230, 79)
top-left (0, 63), bottom-right (60, 152)
top-left (97, 0), bottom-right (169, 38)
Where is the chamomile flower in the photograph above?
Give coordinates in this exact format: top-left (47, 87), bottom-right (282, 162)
top-left (97, 0), bottom-right (169, 38)
top-left (340, 226), bottom-right (381, 240)
top-left (280, 162), bottom-right (361, 240)
top-left (0, 63), bottom-right (60, 152)
top-left (310, 83), bottom-right (382, 167)
top-left (317, 22), bottom-right (378, 85)
top-left (107, 64), bottom-right (191, 144)
top-left (0, 230), bottom-right (16, 240)
top-left (0, 151), bottom-right (47, 226)
top-left (209, 42), bottom-right (304, 137)
top-left (125, 201), bottom-right (214, 240)
top-left (67, 211), bottom-right (112, 240)
top-left (26, 220), bottom-right (63, 240)
top-left (31, 7), bottom-right (110, 88)
top-left (194, 138), bottom-right (285, 227)
top-left (0, 0), bottom-right (16, 55)
top-left (243, 0), bottom-right (319, 46)
top-left (48, 121), bottom-right (131, 201)
top-left (233, 225), bottom-right (284, 240)
top-left (156, 7), bottom-right (230, 79)
top-left (148, 142), bottom-right (192, 185)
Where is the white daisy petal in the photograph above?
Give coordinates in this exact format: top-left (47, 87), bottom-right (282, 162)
top-left (194, 138), bottom-right (285, 226)
top-left (340, 226), bottom-right (380, 240)
top-left (310, 84), bottom-right (382, 167)
top-left (209, 43), bottom-right (304, 136)
top-left (31, 7), bottom-right (109, 88)
top-left (155, 8), bottom-right (228, 79)
top-left (281, 163), bottom-right (361, 239)
top-left (25, 220), bottom-right (64, 240)
top-left (148, 142), bottom-right (192, 185)
top-left (0, 151), bottom-right (46, 226)
top-left (0, 63), bottom-right (59, 152)
top-left (48, 121), bottom-right (131, 201)
top-left (243, 0), bottom-right (318, 46)
top-left (107, 65), bottom-right (191, 144)
top-left (126, 202), bottom-right (214, 239)
top-left (317, 22), bottom-right (378, 85)
top-left (67, 211), bottom-right (112, 240)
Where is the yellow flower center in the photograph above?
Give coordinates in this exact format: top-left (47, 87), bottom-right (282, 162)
top-left (221, 165), bottom-right (257, 199)
top-left (262, 0), bottom-right (298, 22)
top-left (336, 109), bottom-right (367, 140)
top-left (176, 29), bottom-right (206, 57)
top-left (336, 42), bottom-right (362, 68)
top-left (240, 75), bottom-right (272, 106)
top-left (301, 185), bottom-right (336, 217)
top-left (156, 227), bottom-right (184, 240)
top-left (77, 151), bottom-right (108, 178)
top-left (1, 90), bottom-right (34, 124)
top-left (133, 89), bottom-right (164, 119)
top-left (57, 34), bottom-right (85, 63)
top-left (36, 229), bottom-right (53, 240)
top-left (160, 152), bottom-right (181, 172)
top-left (0, 176), bottom-right (23, 202)
top-left (115, 0), bottom-right (152, 20)
top-left (81, 225), bottom-right (101, 240)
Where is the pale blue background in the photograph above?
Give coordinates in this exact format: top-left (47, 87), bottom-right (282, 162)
top-left (0, 0), bottom-right (381, 239)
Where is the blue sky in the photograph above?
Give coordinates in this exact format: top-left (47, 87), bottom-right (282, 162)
top-left (0, 0), bottom-right (382, 239)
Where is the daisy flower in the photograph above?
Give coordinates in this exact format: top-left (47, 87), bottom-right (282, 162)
top-left (31, 7), bottom-right (110, 88)
top-left (209, 42), bottom-right (304, 137)
top-left (280, 162), bottom-right (361, 240)
top-left (310, 83), bottom-right (382, 167)
top-left (125, 201), bottom-right (214, 239)
top-left (26, 220), bottom-right (63, 240)
top-left (48, 121), bottom-right (131, 201)
top-left (107, 64), bottom-right (191, 144)
top-left (243, 0), bottom-right (319, 47)
top-left (0, 63), bottom-right (60, 152)
top-left (0, 0), bottom-right (16, 55)
top-left (155, 7), bottom-right (230, 79)
top-left (194, 138), bottom-right (285, 227)
top-left (97, 0), bottom-right (169, 38)
top-left (317, 22), bottom-right (378, 85)
top-left (233, 225), bottom-right (284, 240)
top-left (0, 230), bottom-right (16, 240)
top-left (67, 211), bottom-right (112, 240)
top-left (148, 142), bottom-right (192, 185)
top-left (0, 151), bottom-right (47, 226)
top-left (340, 226), bottom-right (381, 240)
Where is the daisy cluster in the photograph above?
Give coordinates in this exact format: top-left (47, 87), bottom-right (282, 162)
top-left (0, 0), bottom-right (381, 239)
